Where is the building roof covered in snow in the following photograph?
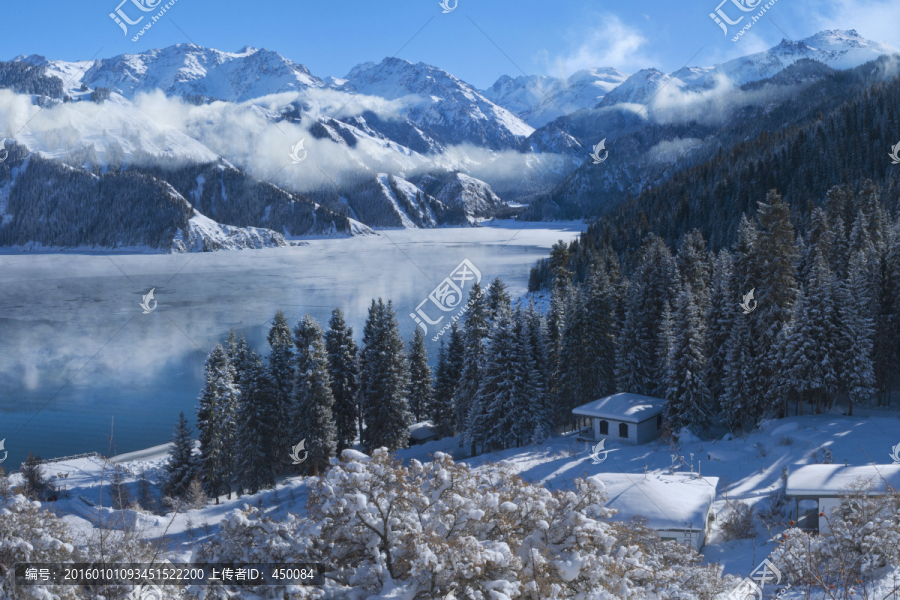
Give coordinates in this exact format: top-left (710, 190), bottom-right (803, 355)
top-left (598, 473), bottom-right (719, 531)
top-left (572, 393), bottom-right (667, 423)
top-left (786, 464), bottom-right (900, 496)
top-left (408, 421), bottom-right (437, 441)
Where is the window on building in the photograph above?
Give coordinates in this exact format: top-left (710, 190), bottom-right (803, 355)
top-left (797, 499), bottom-right (819, 531)
top-left (599, 420), bottom-right (608, 435)
top-left (619, 423), bottom-right (628, 438)
top-left (657, 414), bottom-right (663, 430)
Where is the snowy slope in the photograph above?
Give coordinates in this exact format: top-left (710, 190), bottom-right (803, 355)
top-left (61, 44), bottom-right (324, 101)
top-left (482, 67), bottom-right (630, 127)
top-left (673, 30), bottom-right (898, 90)
top-left (343, 57), bottom-right (534, 149)
top-left (172, 210), bottom-right (288, 252)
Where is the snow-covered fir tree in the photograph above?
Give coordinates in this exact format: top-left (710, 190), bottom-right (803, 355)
top-left (477, 306), bottom-right (519, 452)
top-left (164, 411), bottom-right (197, 499)
top-left (431, 340), bottom-right (455, 438)
top-left (235, 348), bottom-right (276, 493)
top-left (292, 314), bottom-right (338, 476)
top-left (664, 285), bottom-right (711, 435)
top-left (266, 310), bottom-right (295, 471)
top-left (360, 299), bottom-right (413, 452)
top-left (407, 327), bottom-right (433, 422)
top-left (324, 308), bottom-right (360, 452)
top-left (705, 249), bottom-right (735, 412)
top-left (196, 344), bottom-right (239, 504)
top-left (486, 276), bottom-right (512, 319)
top-left (454, 283), bottom-right (491, 454)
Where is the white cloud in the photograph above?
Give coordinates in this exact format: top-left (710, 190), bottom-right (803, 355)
top-left (547, 15), bottom-right (656, 75)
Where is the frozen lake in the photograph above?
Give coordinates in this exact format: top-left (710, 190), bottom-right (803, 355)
top-left (0, 221), bottom-right (582, 470)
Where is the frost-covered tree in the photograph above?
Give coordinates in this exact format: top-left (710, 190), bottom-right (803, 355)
top-left (236, 349), bottom-right (277, 493)
top-left (325, 308), bottom-right (360, 452)
top-left (476, 307), bottom-right (518, 452)
top-left (407, 327), bottom-right (433, 422)
top-left (164, 412), bottom-right (197, 499)
top-left (292, 314), bottom-right (338, 476)
top-left (486, 277), bottom-right (512, 319)
top-left (431, 341), bottom-right (455, 438)
top-left (665, 285), bottom-right (711, 435)
top-left (705, 249), bottom-right (735, 411)
top-left (267, 310), bottom-right (295, 471)
top-left (454, 284), bottom-right (491, 453)
top-left (720, 313), bottom-right (755, 432)
top-left (360, 299), bottom-right (412, 452)
top-left (196, 344), bottom-right (239, 504)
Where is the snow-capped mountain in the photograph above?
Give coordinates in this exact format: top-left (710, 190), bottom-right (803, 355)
top-left (482, 68), bottom-right (630, 127)
top-left (596, 68), bottom-right (679, 108)
top-left (674, 30), bottom-right (897, 90)
top-left (342, 57), bottom-right (533, 150)
top-left (49, 44), bottom-right (325, 101)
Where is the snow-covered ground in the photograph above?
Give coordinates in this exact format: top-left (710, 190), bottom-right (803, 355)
top-left (14, 405), bottom-right (899, 583)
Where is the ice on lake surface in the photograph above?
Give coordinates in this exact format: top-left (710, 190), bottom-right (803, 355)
top-left (0, 221), bottom-right (583, 469)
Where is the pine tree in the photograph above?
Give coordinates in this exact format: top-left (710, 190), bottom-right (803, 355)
top-left (292, 314), bottom-right (338, 476)
top-left (546, 279), bottom-right (569, 406)
top-left (556, 287), bottom-right (588, 429)
top-left (164, 412), bottom-right (197, 499)
top-left (454, 284), bottom-right (491, 455)
top-left (837, 251), bottom-right (876, 415)
top-left (665, 285), bottom-right (712, 435)
top-left (360, 300), bottom-right (413, 452)
top-left (236, 349), bottom-right (276, 493)
top-left (267, 310), bottom-right (295, 471)
top-left (325, 308), bottom-right (360, 452)
top-left (196, 344), bottom-right (239, 504)
top-left (523, 301), bottom-right (552, 444)
top-left (407, 327), bottom-right (433, 422)
top-left (479, 306), bottom-right (519, 452)
top-left (705, 250), bottom-right (735, 411)
top-left (487, 277), bottom-right (512, 320)
top-left (654, 301), bottom-right (674, 399)
top-left (720, 314), bottom-right (755, 432)
top-left (431, 341), bottom-right (456, 438)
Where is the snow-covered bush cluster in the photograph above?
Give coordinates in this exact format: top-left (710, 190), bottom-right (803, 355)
top-left (771, 483), bottom-right (900, 590)
top-left (198, 449), bottom-right (733, 599)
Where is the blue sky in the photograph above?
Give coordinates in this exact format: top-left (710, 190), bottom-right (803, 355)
top-left (2, 0), bottom-right (899, 89)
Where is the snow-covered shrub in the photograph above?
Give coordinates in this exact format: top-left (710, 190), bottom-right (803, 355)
top-left (198, 449), bottom-right (733, 599)
top-left (0, 494), bottom-right (84, 600)
top-left (720, 500), bottom-right (756, 541)
top-left (771, 482), bottom-right (900, 590)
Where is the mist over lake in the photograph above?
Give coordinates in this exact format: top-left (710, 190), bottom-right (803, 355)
top-left (0, 221), bottom-right (582, 470)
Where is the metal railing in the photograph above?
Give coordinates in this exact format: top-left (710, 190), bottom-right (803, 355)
top-left (8, 452), bottom-right (135, 476)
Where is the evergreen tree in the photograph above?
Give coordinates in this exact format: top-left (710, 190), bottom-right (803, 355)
top-left (292, 315), bottom-right (338, 476)
top-left (705, 250), bottom-right (735, 411)
top-left (407, 327), bottom-right (433, 422)
top-left (196, 345), bottom-right (239, 504)
top-left (523, 301), bottom-right (553, 444)
top-left (360, 299), bottom-right (413, 452)
top-left (267, 310), bottom-right (295, 471)
top-left (478, 307), bottom-right (519, 452)
top-left (453, 284), bottom-right (491, 454)
top-left (325, 308), bottom-right (360, 452)
top-left (654, 301), bottom-right (674, 399)
top-left (486, 277), bottom-right (512, 320)
top-left (837, 251), bottom-right (876, 415)
top-left (546, 279), bottom-right (569, 406)
top-left (431, 341), bottom-right (456, 438)
top-left (20, 453), bottom-right (49, 501)
top-left (236, 349), bottom-right (276, 493)
top-left (665, 285), bottom-right (711, 435)
top-left (720, 314), bottom-right (755, 432)
top-left (556, 287), bottom-right (588, 429)
top-left (164, 412), bottom-right (197, 499)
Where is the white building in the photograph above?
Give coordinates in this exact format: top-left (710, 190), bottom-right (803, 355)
top-left (598, 473), bottom-right (719, 549)
top-left (572, 393), bottom-right (666, 444)
top-left (785, 464), bottom-right (900, 534)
